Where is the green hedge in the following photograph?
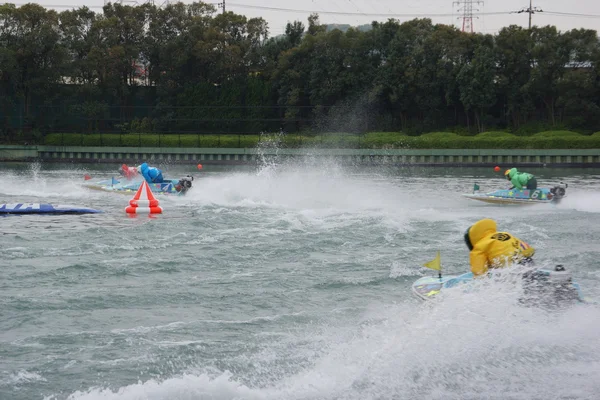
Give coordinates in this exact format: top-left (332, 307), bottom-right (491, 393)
top-left (475, 131), bottom-right (517, 138)
top-left (418, 132), bottom-right (461, 139)
top-left (397, 136), bottom-right (600, 149)
top-left (43, 131), bottom-right (600, 149)
top-left (532, 130), bottom-right (584, 137)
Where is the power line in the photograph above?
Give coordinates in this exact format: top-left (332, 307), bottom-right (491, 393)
top-left (346, 0), bottom-right (364, 24)
top-left (369, 0), bottom-right (395, 15)
top-left (6, 2), bottom-right (600, 21)
top-left (543, 11), bottom-right (600, 19)
top-left (226, 3), bottom-right (510, 18)
top-left (7, 2), bottom-right (221, 8)
top-left (310, 0), bottom-right (343, 24)
top-left (328, 0), bottom-right (351, 22)
top-left (346, 0), bottom-right (364, 19)
top-left (10, 3), bottom-right (105, 8)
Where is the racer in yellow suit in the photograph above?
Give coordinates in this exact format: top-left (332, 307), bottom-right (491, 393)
top-left (464, 218), bottom-right (535, 276)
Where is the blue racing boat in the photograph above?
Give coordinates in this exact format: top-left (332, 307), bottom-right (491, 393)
top-left (84, 176), bottom-right (194, 196)
top-left (462, 182), bottom-right (568, 205)
top-left (412, 265), bottom-right (587, 308)
top-left (0, 203), bottom-right (102, 215)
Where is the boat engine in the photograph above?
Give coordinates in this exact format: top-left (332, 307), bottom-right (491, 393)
top-left (521, 265), bottom-right (580, 307)
top-left (176, 175), bottom-right (194, 193)
top-left (549, 182), bottom-right (568, 200)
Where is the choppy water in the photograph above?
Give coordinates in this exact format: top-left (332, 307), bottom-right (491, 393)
top-left (1, 159), bottom-right (600, 400)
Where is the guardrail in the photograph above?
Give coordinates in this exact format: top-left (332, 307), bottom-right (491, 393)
top-left (1, 145), bottom-right (599, 167)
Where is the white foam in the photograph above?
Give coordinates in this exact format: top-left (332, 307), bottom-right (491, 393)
top-left (1, 370), bottom-right (46, 386)
top-left (556, 190), bottom-right (600, 213)
top-left (66, 372), bottom-right (260, 400)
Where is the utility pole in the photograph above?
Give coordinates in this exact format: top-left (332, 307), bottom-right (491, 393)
top-left (218, 0), bottom-right (225, 13)
top-left (453, 0), bottom-right (483, 33)
top-left (515, 0), bottom-right (543, 29)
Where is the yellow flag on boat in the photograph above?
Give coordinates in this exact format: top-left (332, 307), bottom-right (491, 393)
top-left (423, 251), bottom-right (441, 271)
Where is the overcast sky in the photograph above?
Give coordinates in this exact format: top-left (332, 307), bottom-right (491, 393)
top-left (18, 0), bottom-right (600, 36)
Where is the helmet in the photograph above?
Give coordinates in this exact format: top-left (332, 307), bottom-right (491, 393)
top-left (464, 227), bottom-right (473, 251)
top-left (464, 219), bottom-right (497, 251)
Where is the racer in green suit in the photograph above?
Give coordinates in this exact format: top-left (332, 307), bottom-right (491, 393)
top-left (504, 168), bottom-right (537, 190)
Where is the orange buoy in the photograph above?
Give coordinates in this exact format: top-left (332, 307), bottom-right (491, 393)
top-left (125, 180), bottom-right (162, 215)
top-left (129, 199), bottom-right (160, 207)
top-left (125, 205), bottom-right (163, 214)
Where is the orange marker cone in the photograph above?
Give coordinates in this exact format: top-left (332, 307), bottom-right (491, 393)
top-left (125, 181), bottom-right (163, 215)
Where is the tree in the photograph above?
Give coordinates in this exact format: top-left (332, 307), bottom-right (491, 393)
top-left (495, 25), bottom-right (534, 129)
top-left (0, 3), bottom-right (66, 136)
top-left (525, 26), bottom-right (570, 126)
top-left (1, 2), bottom-right (600, 141)
top-left (285, 21), bottom-right (304, 47)
top-left (457, 44), bottom-right (497, 132)
top-left (556, 28), bottom-right (600, 128)
top-left (307, 13), bottom-right (325, 36)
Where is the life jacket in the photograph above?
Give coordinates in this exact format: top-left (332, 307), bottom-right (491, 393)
top-left (465, 218), bottom-right (535, 276)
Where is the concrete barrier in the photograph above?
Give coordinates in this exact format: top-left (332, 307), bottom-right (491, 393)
top-left (0, 145), bottom-right (39, 161)
top-left (1, 145), bottom-right (599, 167)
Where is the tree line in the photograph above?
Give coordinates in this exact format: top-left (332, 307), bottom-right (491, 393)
top-left (1, 1), bottom-right (599, 143)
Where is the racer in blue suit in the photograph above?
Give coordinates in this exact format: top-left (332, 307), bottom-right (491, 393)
top-left (137, 162), bottom-right (164, 183)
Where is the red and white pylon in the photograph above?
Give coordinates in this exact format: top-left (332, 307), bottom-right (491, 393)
top-left (125, 180), bottom-right (163, 215)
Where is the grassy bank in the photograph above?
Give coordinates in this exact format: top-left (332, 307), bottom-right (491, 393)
top-left (43, 131), bottom-right (600, 149)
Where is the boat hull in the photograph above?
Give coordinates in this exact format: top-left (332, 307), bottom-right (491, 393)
top-left (412, 268), bottom-right (587, 305)
top-left (462, 193), bottom-right (554, 205)
top-left (0, 203), bottom-right (102, 215)
top-left (84, 178), bottom-right (187, 195)
top-left (463, 185), bottom-right (567, 205)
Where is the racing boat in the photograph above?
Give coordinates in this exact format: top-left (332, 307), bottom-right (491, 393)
top-left (0, 203), bottom-right (102, 215)
top-left (84, 176), bottom-right (194, 196)
top-left (412, 265), bottom-right (587, 308)
top-left (462, 182), bottom-right (568, 205)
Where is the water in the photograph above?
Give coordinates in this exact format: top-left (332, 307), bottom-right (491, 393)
top-left (1, 159), bottom-right (600, 400)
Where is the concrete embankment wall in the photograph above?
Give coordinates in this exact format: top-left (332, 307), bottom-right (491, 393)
top-left (1, 145), bottom-right (599, 167)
